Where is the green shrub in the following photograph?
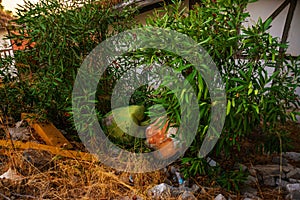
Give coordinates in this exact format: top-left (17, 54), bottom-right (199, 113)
top-left (0, 0), bottom-right (137, 127)
top-left (125, 0), bottom-right (299, 190)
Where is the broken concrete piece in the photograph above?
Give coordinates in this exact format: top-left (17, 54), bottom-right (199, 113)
top-left (251, 164), bottom-right (293, 177)
top-left (272, 156), bottom-right (288, 165)
top-left (283, 152), bottom-right (300, 162)
top-left (263, 177), bottom-right (276, 186)
top-left (244, 175), bottom-right (257, 185)
top-left (180, 191), bottom-right (197, 200)
top-left (287, 168), bottom-right (300, 180)
top-left (286, 183), bottom-right (300, 193)
top-left (275, 179), bottom-right (289, 188)
top-left (241, 187), bottom-right (258, 198)
top-left (286, 191), bottom-right (300, 200)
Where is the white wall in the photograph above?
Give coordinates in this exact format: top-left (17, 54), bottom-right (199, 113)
top-left (244, 1), bottom-right (300, 120)
top-left (0, 28), bottom-right (16, 78)
top-left (0, 28), bottom-right (11, 50)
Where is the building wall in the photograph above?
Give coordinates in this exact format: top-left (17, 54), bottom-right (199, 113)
top-left (244, 0), bottom-right (300, 119)
top-left (135, 0), bottom-right (189, 24)
top-left (0, 27), bottom-right (16, 78)
top-left (0, 27), bottom-right (11, 50)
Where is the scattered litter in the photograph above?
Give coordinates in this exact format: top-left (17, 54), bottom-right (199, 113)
top-left (129, 174), bottom-right (134, 185)
top-left (148, 183), bottom-right (199, 199)
top-left (145, 117), bottom-right (182, 159)
top-left (0, 168), bottom-right (23, 181)
top-left (169, 166), bottom-right (185, 185)
top-left (15, 120), bottom-right (24, 128)
top-left (8, 127), bottom-right (31, 141)
top-left (175, 171), bottom-right (184, 185)
top-left (207, 157), bottom-right (218, 167)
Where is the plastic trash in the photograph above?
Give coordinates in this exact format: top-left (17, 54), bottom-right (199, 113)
top-left (175, 172), bottom-right (184, 185)
top-left (101, 105), bottom-right (145, 143)
top-left (129, 174), bottom-right (134, 185)
top-left (207, 157), bottom-right (218, 167)
top-left (0, 168), bottom-right (23, 181)
top-left (148, 183), bottom-right (199, 199)
top-left (169, 166), bottom-right (184, 185)
top-left (145, 117), bottom-right (181, 159)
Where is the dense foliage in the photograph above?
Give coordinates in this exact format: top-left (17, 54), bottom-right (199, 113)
top-left (0, 0), bottom-right (137, 126)
top-left (0, 0), bottom-right (299, 191)
top-left (121, 0), bottom-right (300, 190)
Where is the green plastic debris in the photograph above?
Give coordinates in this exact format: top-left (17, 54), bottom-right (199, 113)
top-left (101, 105), bottom-right (145, 144)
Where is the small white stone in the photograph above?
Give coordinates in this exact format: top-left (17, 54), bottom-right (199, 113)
top-left (286, 183), bottom-right (300, 193)
top-left (214, 194), bottom-right (226, 200)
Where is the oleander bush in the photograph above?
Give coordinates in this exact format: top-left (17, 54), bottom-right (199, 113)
top-left (122, 0), bottom-right (300, 190)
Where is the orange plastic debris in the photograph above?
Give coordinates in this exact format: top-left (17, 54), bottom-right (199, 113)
top-left (145, 117), bottom-right (169, 149)
top-left (145, 117), bottom-right (180, 159)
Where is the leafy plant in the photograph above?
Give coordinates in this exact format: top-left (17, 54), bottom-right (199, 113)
top-left (0, 0), bottom-right (137, 128)
top-left (123, 0), bottom-right (299, 190)
top-left (216, 167), bottom-right (248, 192)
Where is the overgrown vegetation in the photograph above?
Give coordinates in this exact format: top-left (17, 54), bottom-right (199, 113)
top-left (120, 0), bottom-right (300, 190)
top-left (0, 0), bottom-right (299, 193)
top-left (0, 0), bottom-right (137, 127)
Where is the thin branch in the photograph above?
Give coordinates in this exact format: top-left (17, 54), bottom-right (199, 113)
top-left (11, 193), bottom-right (37, 199)
top-left (0, 192), bottom-right (11, 200)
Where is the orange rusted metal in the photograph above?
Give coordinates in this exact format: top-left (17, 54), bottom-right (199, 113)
top-left (21, 113), bottom-right (72, 149)
top-left (0, 140), bottom-right (97, 162)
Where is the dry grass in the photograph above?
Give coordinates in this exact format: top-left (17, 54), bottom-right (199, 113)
top-left (0, 149), bottom-right (166, 199)
top-left (1, 150), bottom-right (285, 200)
top-left (0, 148), bottom-right (231, 200)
